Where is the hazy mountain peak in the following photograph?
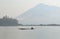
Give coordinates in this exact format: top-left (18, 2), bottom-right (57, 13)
top-left (17, 3), bottom-right (60, 24)
top-left (36, 3), bottom-right (48, 7)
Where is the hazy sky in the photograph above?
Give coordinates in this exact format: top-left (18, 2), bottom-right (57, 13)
top-left (0, 0), bottom-right (60, 18)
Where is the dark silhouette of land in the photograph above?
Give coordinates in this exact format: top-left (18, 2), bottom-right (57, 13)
top-left (0, 16), bottom-right (22, 26)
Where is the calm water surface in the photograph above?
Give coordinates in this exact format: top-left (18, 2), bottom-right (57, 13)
top-left (0, 26), bottom-right (60, 39)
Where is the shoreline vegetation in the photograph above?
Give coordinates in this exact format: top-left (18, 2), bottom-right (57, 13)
top-left (1, 24), bottom-right (60, 26)
top-left (0, 16), bottom-right (60, 26)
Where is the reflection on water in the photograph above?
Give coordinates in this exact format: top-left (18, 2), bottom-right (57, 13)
top-left (0, 26), bottom-right (60, 39)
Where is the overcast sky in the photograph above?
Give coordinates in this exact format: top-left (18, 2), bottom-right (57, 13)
top-left (0, 0), bottom-right (60, 18)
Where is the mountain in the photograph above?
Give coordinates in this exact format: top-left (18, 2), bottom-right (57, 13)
top-left (17, 3), bottom-right (60, 24)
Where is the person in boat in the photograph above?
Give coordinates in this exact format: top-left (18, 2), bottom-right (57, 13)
top-left (31, 27), bottom-right (34, 30)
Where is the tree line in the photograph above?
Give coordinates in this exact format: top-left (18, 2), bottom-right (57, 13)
top-left (0, 16), bottom-right (19, 26)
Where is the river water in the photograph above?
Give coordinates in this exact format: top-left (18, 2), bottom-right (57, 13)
top-left (0, 26), bottom-right (60, 39)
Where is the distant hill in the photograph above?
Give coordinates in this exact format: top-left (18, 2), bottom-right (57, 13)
top-left (17, 3), bottom-right (60, 24)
